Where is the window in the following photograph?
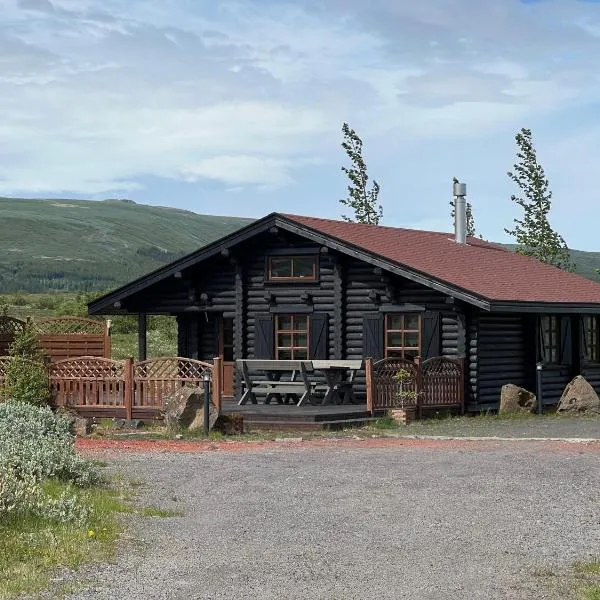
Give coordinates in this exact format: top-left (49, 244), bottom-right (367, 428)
top-left (540, 315), bottom-right (560, 364)
top-left (275, 315), bottom-right (309, 359)
top-left (584, 316), bottom-right (600, 363)
top-left (385, 314), bottom-right (420, 359)
top-left (267, 255), bottom-right (317, 281)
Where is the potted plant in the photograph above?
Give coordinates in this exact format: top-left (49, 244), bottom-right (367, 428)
top-left (390, 367), bottom-right (420, 424)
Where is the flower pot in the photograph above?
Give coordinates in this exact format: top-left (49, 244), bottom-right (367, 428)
top-left (390, 407), bottom-right (416, 425)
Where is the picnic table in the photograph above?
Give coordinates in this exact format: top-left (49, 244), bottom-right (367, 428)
top-left (236, 359), bottom-right (363, 406)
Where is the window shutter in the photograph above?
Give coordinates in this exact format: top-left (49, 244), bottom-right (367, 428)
top-left (560, 316), bottom-right (572, 365)
top-left (363, 314), bottom-right (384, 360)
top-left (254, 316), bottom-right (274, 359)
top-left (580, 317), bottom-right (588, 361)
top-left (309, 313), bottom-right (328, 359)
top-left (537, 316), bottom-right (546, 362)
top-left (421, 311), bottom-right (441, 360)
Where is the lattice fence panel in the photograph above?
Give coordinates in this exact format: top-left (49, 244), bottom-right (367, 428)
top-left (0, 317), bottom-right (26, 355)
top-left (34, 317), bottom-right (106, 336)
top-left (421, 357), bottom-right (463, 409)
top-left (372, 357), bottom-right (421, 409)
top-left (134, 357), bottom-right (213, 408)
top-left (50, 357), bottom-right (126, 408)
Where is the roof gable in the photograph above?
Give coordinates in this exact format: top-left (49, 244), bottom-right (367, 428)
top-left (89, 212), bottom-right (600, 314)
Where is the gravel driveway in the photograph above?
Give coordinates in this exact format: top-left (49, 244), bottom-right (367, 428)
top-left (69, 439), bottom-right (600, 599)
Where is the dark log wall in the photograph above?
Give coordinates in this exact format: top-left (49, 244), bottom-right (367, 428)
top-left (243, 234), bottom-right (337, 361)
top-left (344, 258), bottom-right (465, 398)
top-left (344, 260), bottom-right (462, 357)
top-left (582, 363), bottom-right (600, 394)
top-left (473, 314), bottom-right (531, 411)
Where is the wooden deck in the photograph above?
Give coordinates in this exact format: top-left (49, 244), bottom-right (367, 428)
top-left (221, 401), bottom-right (375, 430)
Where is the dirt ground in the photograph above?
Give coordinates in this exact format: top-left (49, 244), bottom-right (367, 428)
top-left (66, 436), bottom-right (600, 600)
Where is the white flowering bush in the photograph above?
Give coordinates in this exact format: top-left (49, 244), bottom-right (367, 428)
top-left (0, 401), bottom-right (99, 522)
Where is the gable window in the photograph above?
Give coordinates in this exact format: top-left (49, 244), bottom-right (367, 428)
top-left (385, 314), bottom-right (420, 359)
top-left (275, 315), bottom-right (309, 359)
top-left (584, 316), bottom-right (600, 363)
top-left (540, 315), bottom-right (560, 364)
top-left (267, 255), bottom-right (317, 281)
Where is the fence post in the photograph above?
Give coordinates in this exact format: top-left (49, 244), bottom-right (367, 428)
top-left (105, 320), bottom-right (112, 359)
top-left (124, 357), bottom-right (133, 421)
top-left (212, 357), bottom-right (222, 414)
top-left (365, 357), bottom-right (374, 415)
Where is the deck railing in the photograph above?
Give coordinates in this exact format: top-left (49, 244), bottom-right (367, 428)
top-left (0, 355), bottom-right (222, 420)
top-left (366, 356), bottom-right (464, 415)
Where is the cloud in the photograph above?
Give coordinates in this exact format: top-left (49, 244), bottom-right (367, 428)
top-left (0, 0), bottom-right (599, 253)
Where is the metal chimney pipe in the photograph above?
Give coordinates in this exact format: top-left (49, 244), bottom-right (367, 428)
top-left (453, 181), bottom-right (467, 244)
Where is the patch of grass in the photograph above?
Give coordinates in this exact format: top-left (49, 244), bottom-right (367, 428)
top-left (575, 562), bottom-right (600, 576)
top-left (0, 480), bottom-right (132, 599)
top-left (372, 416), bottom-right (399, 430)
top-left (581, 586), bottom-right (600, 600)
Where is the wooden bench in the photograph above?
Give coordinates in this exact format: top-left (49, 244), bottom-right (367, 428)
top-left (237, 359), bottom-right (315, 406)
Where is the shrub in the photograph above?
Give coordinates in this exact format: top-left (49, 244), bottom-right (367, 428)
top-left (0, 402), bottom-right (98, 522)
top-left (3, 324), bottom-right (50, 405)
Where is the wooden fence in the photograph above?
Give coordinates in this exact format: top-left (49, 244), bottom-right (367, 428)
top-left (0, 355), bottom-right (222, 421)
top-left (365, 356), bottom-right (464, 416)
top-left (0, 316), bottom-right (111, 360)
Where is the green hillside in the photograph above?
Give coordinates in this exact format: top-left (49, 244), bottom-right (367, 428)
top-left (0, 198), bottom-right (253, 292)
top-left (0, 197), bottom-right (598, 293)
top-left (501, 244), bottom-right (600, 283)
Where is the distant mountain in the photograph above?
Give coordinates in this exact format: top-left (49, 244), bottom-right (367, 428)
top-left (0, 197), bottom-right (598, 293)
top-left (0, 198), bottom-right (253, 293)
top-left (501, 244), bottom-right (600, 284)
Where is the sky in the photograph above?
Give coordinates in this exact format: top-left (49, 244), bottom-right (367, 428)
top-left (1, 0), bottom-right (600, 250)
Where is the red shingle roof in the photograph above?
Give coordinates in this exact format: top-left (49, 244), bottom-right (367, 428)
top-left (283, 214), bottom-right (600, 305)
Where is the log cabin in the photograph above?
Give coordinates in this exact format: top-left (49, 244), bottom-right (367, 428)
top-left (88, 202), bottom-right (600, 416)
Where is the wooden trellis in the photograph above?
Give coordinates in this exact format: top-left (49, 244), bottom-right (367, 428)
top-left (0, 316), bottom-right (110, 361)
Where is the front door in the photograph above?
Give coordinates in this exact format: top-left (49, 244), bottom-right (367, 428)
top-left (219, 317), bottom-right (235, 398)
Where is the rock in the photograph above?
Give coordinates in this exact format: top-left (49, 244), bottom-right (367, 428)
top-left (557, 376), bottom-right (600, 414)
top-left (188, 402), bottom-right (219, 432)
top-left (216, 413), bottom-right (244, 435)
top-left (74, 416), bottom-right (92, 436)
top-left (499, 384), bottom-right (536, 414)
top-left (162, 386), bottom-right (217, 431)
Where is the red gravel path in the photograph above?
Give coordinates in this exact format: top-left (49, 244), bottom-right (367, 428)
top-left (76, 436), bottom-right (600, 455)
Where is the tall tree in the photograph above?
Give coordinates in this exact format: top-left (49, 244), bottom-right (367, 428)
top-left (339, 122), bottom-right (382, 225)
top-left (449, 177), bottom-right (476, 237)
top-left (505, 128), bottom-right (574, 271)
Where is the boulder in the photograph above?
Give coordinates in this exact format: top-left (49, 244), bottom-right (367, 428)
top-left (74, 416), bottom-right (92, 436)
top-left (499, 384), bottom-right (536, 414)
top-left (163, 386), bottom-right (217, 431)
top-left (557, 376), bottom-right (600, 414)
top-left (216, 413), bottom-right (244, 435)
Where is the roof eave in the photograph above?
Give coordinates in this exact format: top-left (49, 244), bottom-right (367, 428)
top-left (489, 301), bottom-right (600, 314)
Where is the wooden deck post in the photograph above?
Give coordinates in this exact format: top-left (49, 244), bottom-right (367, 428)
top-left (365, 357), bottom-right (374, 415)
top-left (104, 320), bottom-right (112, 359)
top-left (138, 313), bottom-right (147, 362)
top-left (212, 356), bottom-right (222, 413)
top-left (124, 357), bottom-right (133, 421)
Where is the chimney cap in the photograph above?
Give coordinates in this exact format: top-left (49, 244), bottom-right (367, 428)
top-left (453, 181), bottom-right (466, 197)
